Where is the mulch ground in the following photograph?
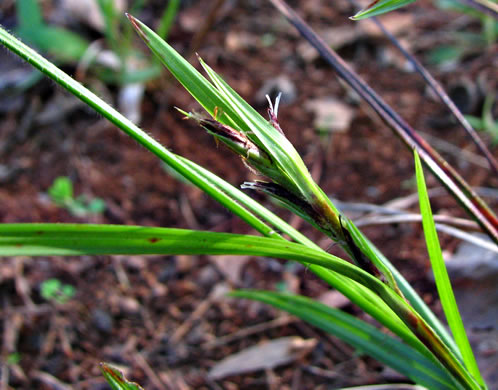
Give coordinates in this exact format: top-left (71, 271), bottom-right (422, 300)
top-left (1, 0), bottom-right (497, 389)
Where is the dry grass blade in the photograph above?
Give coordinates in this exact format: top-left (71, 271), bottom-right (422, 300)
top-left (358, 10), bottom-right (498, 175)
top-left (455, 0), bottom-right (498, 19)
top-left (268, 0), bottom-right (498, 245)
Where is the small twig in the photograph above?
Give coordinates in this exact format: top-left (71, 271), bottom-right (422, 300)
top-left (134, 352), bottom-right (168, 390)
top-left (265, 368), bottom-right (280, 390)
top-left (419, 131), bottom-right (489, 170)
top-left (3, 311), bottom-right (23, 355)
top-left (356, 214), bottom-right (497, 252)
top-left (356, 213), bottom-right (478, 229)
top-left (291, 367), bottom-right (302, 390)
top-left (39, 316), bottom-right (58, 357)
top-left (55, 317), bottom-right (74, 359)
top-left (303, 365), bottom-right (341, 380)
top-left (32, 371), bottom-right (72, 390)
top-left (0, 365), bottom-right (8, 390)
top-left (435, 223), bottom-right (498, 253)
top-left (169, 284), bottom-right (229, 345)
top-left (14, 258), bottom-right (34, 308)
top-left (112, 256), bottom-right (131, 289)
top-left (201, 315), bottom-right (295, 349)
top-left (179, 192), bottom-right (201, 229)
top-left (382, 188), bottom-right (447, 210)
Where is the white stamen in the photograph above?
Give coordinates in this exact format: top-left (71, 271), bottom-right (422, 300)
top-left (265, 94), bottom-right (274, 112)
top-left (273, 92), bottom-right (282, 117)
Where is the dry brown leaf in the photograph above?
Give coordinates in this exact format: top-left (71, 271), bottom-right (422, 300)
top-left (208, 336), bottom-right (317, 380)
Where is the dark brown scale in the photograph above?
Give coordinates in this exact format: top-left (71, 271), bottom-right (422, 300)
top-left (340, 216), bottom-right (382, 278)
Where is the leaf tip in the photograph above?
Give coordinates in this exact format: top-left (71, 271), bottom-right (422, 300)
top-left (126, 13), bottom-right (149, 43)
top-left (195, 52), bottom-right (205, 64)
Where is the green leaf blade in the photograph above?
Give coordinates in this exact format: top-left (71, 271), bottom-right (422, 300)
top-left (0, 222), bottom-right (467, 377)
top-left (17, 0), bottom-right (43, 29)
top-left (100, 363), bottom-right (144, 390)
top-left (351, 0), bottom-right (417, 20)
top-left (414, 150), bottom-right (484, 387)
top-left (126, 14), bottom-right (243, 130)
top-left (231, 290), bottom-right (458, 390)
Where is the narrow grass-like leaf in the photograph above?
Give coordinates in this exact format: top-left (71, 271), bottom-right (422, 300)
top-left (178, 156), bottom-right (311, 245)
top-left (100, 363), bottom-right (144, 390)
top-left (126, 14), bottom-right (244, 130)
top-left (360, 233), bottom-right (462, 358)
top-left (0, 224), bottom-right (413, 291)
top-left (414, 150), bottom-right (485, 387)
top-left (231, 291), bottom-right (459, 390)
top-left (351, 0), bottom-right (417, 20)
top-left (157, 0), bottom-right (181, 40)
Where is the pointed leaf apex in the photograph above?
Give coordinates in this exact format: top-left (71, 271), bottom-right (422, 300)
top-left (126, 13), bottom-right (149, 43)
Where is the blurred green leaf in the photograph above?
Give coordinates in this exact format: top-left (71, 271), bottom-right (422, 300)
top-left (48, 177), bottom-right (106, 216)
top-left (97, 63), bottom-right (162, 84)
top-left (351, 0), bottom-right (417, 20)
top-left (40, 278), bottom-right (76, 304)
top-left (17, 0), bottom-right (43, 29)
top-left (86, 198), bottom-right (107, 214)
top-left (17, 0), bottom-right (89, 63)
top-left (7, 352), bottom-right (21, 365)
top-left (427, 45), bottom-right (464, 66)
top-left (101, 363), bottom-right (144, 390)
top-left (465, 94), bottom-right (498, 145)
top-left (157, 0), bottom-right (181, 40)
top-left (48, 177), bottom-right (73, 205)
top-left (24, 26), bottom-right (89, 62)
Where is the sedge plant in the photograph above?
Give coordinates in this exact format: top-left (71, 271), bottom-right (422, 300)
top-left (0, 10), bottom-right (493, 390)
